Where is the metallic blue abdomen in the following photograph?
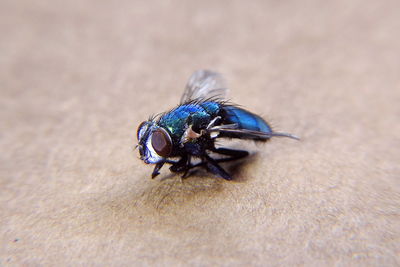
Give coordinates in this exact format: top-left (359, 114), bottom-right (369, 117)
top-left (222, 106), bottom-right (272, 133)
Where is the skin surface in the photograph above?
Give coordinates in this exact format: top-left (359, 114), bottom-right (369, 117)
top-left (1, 0), bottom-right (399, 266)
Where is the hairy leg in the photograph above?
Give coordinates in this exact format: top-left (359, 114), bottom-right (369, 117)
top-left (151, 159), bottom-right (179, 178)
top-left (210, 147), bottom-right (249, 161)
top-left (203, 154), bottom-right (233, 180)
top-left (189, 147), bottom-right (249, 168)
top-left (169, 147), bottom-right (249, 179)
top-left (164, 147), bottom-right (248, 180)
top-left (169, 155), bottom-right (189, 174)
top-left (152, 162), bottom-right (165, 178)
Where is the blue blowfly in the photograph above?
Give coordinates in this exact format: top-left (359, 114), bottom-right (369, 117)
top-left (136, 70), bottom-right (299, 180)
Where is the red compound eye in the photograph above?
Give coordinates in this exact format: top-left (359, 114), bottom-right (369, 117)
top-left (151, 128), bottom-right (172, 157)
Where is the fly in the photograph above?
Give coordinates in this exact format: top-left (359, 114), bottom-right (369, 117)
top-left (136, 70), bottom-right (299, 180)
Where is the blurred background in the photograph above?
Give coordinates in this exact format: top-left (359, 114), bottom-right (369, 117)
top-left (1, 0), bottom-right (399, 266)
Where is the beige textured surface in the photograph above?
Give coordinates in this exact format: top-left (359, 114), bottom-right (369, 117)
top-left (1, 0), bottom-right (399, 266)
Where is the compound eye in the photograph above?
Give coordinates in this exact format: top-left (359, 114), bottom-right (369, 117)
top-left (151, 128), bottom-right (172, 157)
top-left (137, 121), bottom-right (147, 140)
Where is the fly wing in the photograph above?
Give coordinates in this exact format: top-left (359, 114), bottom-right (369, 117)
top-left (180, 70), bottom-right (228, 104)
top-left (208, 124), bottom-right (300, 141)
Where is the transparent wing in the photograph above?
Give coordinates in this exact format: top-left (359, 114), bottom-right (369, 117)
top-left (180, 70), bottom-right (228, 104)
top-left (208, 124), bottom-right (300, 140)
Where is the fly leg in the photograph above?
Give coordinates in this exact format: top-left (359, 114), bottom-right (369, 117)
top-left (151, 159), bottom-right (180, 178)
top-left (169, 155), bottom-right (191, 177)
top-left (203, 154), bottom-right (232, 180)
top-left (152, 162), bottom-right (165, 178)
top-left (210, 147), bottom-right (249, 162)
top-left (181, 155), bottom-right (192, 178)
top-left (183, 148), bottom-right (249, 180)
top-left (169, 154), bottom-right (229, 179)
top-left (166, 148), bottom-right (248, 180)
